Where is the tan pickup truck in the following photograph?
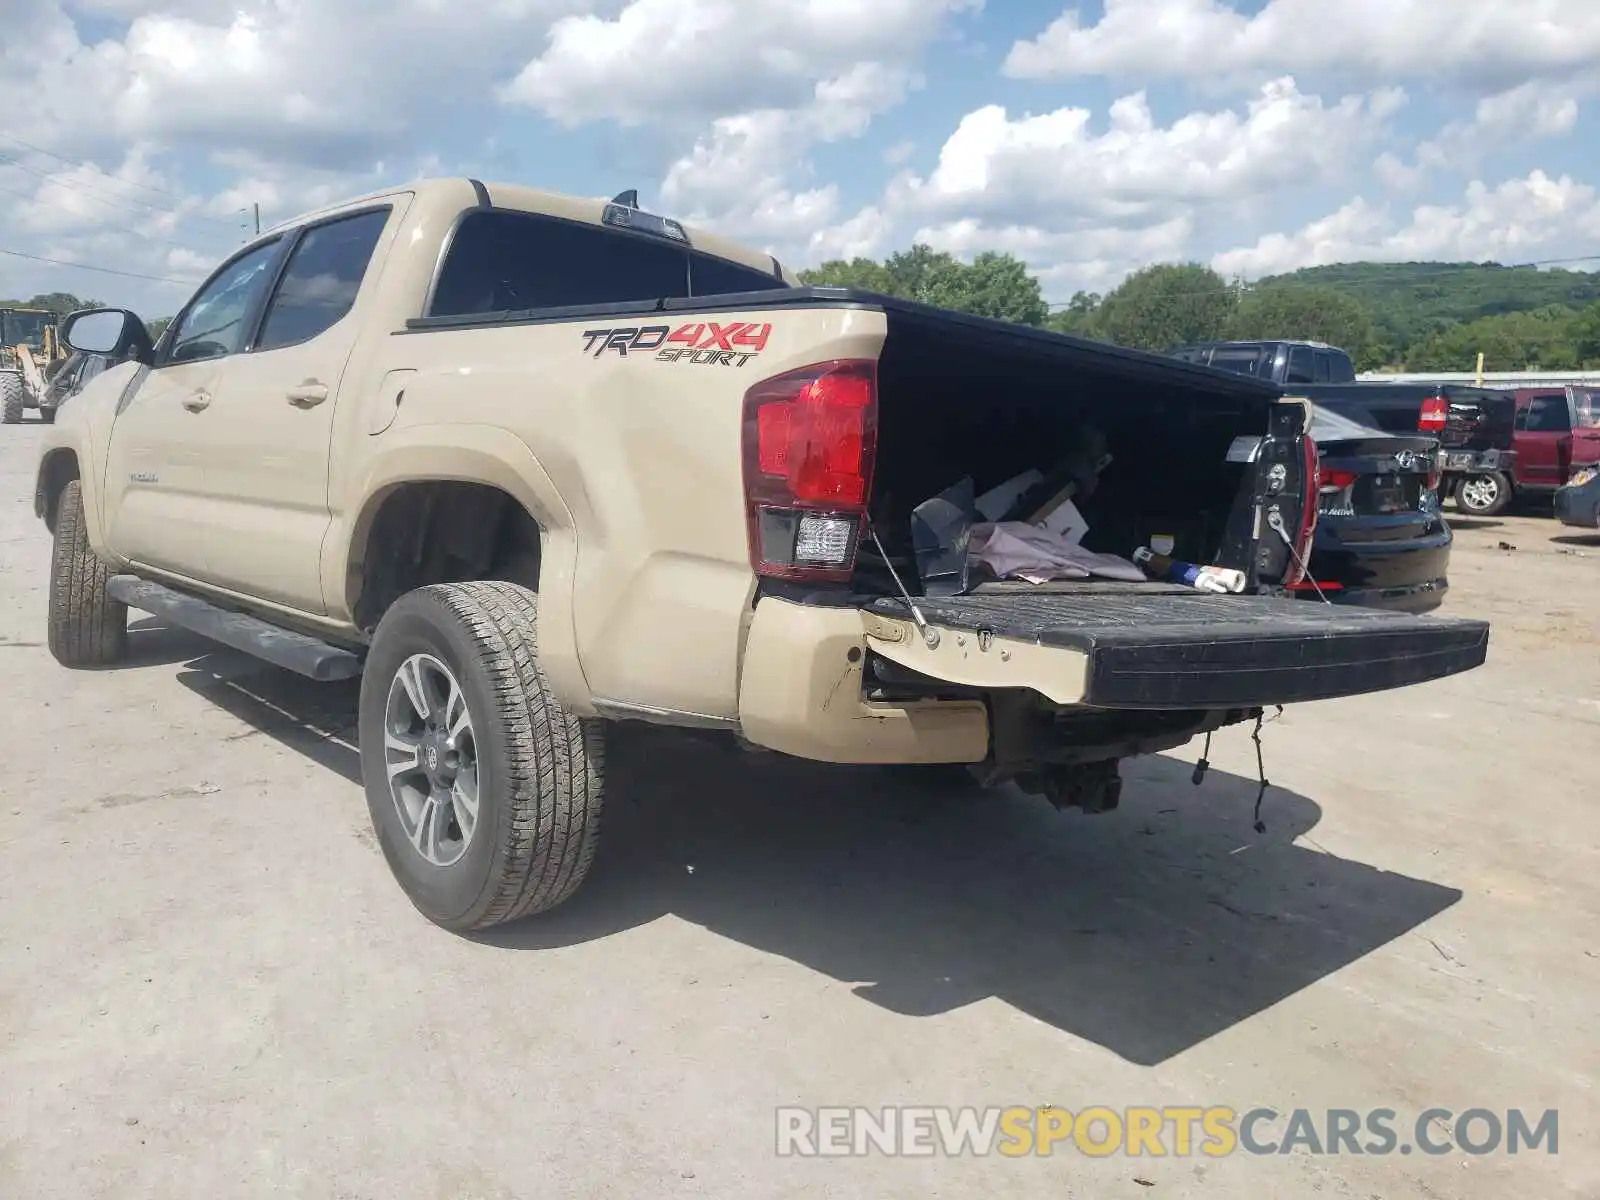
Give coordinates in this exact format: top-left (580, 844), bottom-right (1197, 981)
top-left (37, 178), bottom-right (1489, 933)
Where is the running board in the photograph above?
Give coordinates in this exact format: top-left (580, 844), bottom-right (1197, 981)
top-left (106, 575), bottom-right (363, 682)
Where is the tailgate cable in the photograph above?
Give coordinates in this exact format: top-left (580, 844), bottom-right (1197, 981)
top-left (1266, 507), bottom-right (1333, 604)
top-left (1192, 706), bottom-right (1285, 833)
top-left (866, 518), bottom-right (940, 649)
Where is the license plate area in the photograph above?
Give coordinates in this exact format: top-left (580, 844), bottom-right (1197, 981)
top-left (1365, 473), bottom-right (1406, 514)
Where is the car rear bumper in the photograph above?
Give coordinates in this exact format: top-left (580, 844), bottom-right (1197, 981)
top-left (1296, 577), bottom-right (1448, 614)
top-left (1554, 481), bottom-right (1600, 529)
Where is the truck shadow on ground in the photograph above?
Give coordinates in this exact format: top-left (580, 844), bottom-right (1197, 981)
top-left (174, 655), bottom-right (1462, 1067)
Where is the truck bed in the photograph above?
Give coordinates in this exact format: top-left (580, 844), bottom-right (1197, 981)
top-left (867, 587), bottom-right (1489, 710)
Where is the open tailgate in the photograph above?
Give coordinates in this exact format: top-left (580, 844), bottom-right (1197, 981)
top-left (863, 586), bottom-right (1488, 710)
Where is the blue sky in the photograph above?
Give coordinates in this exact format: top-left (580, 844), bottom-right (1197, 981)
top-left (3, 0), bottom-right (1599, 317)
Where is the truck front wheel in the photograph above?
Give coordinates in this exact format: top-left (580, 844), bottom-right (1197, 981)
top-left (358, 581), bottom-right (605, 932)
top-left (1, 372), bottom-right (22, 424)
top-left (1455, 471), bottom-right (1511, 517)
top-left (47, 479), bottom-right (128, 667)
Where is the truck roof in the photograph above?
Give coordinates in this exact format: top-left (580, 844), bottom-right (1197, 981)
top-left (1176, 338), bottom-right (1345, 352)
top-left (262, 177), bottom-right (791, 285)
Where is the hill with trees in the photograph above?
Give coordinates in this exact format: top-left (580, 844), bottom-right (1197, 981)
top-left (797, 253), bottom-right (1600, 372)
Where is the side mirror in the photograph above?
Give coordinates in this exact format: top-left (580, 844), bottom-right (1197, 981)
top-left (60, 308), bottom-right (153, 364)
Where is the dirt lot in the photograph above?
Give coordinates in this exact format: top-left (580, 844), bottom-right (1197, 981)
top-left (2, 418), bottom-right (1597, 1199)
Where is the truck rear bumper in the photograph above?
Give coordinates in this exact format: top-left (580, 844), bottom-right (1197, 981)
top-left (737, 599), bottom-right (991, 764)
top-left (736, 586), bottom-right (1489, 762)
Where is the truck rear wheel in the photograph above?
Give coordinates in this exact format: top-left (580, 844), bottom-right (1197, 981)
top-left (1455, 471), bottom-right (1511, 517)
top-left (47, 479), bottom-right (128, 667)
top-left (1, 372), bottom-right (22, 424)
top-left (358, 581), bottom-right (605, 932)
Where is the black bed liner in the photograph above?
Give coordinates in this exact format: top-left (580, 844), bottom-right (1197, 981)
top-left (866, 588), bottom-right (1489, 709)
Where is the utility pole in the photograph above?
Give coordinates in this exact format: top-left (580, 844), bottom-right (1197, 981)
top-left (253, 203), bottom-right (260, 236)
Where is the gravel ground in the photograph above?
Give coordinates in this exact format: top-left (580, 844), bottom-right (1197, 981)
top-left (2, 416), bottom-right (1597, 1199)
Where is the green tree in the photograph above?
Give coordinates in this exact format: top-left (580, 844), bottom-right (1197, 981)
top-left (1046, 290), bottom-right (1104, 338)
top-left (1095, 263), bottom-right (1236, 351)
top-left (1404, 307), bottom-right (1581, 372)
top-left (147, 316), bottom-right (173, 340)
top-left (797, 257), bottom-right (897, 294)
top-left (800, 244), bottom-right (1048, 326)
top-left (1229, 283), bottom-right (1376, 363)
top-left (1571, 300), bottom-right (1600, 365)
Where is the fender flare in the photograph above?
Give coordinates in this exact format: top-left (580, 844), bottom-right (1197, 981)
top-left (330, 424), bottom-right (594, 714)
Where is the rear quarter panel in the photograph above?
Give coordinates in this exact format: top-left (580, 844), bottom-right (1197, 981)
top-left (350, 302), bottom-right (888, 721)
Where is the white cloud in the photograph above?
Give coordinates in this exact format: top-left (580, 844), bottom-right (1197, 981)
top-left (3, 1), bottom-right (591, 170)
top-left (502, 0), bottom-right (978, 124)
top-left (1213, 170), bottom-right (1600, 279)
top-left (913, 214), bottom-right (1196, 296)
top-left (1006, 0), bottom-right (1600, 91)
top-left (898, 77), bottom-right (1397, 225)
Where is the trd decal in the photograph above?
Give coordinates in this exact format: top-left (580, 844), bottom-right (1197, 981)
top-left (581, 321), bottom-right (773, 367)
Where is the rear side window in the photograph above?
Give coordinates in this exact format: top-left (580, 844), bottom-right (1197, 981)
top-left (257, 208), bottom-right (390, 351)
top-left (1312, 350), bottom-right (1333, 382)
top-left (1524, 395), bottom-right (1571, 432)
top-left (1285, 346), bottom-right (1315, 385)
top-left (1208, 347), bottom-right (1266, 376)
top-left (427, 209), bottom-right (786, 317)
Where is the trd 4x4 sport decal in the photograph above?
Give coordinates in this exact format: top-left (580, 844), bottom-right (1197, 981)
top-left (581, 321), bottom-right (773, 367)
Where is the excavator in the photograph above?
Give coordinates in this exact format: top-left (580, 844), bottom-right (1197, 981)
top-left (2, 306), bottom-right (69, 424)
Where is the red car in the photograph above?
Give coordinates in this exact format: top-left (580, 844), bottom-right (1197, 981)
top-left (1489, 387), bottom-right (1600, 515)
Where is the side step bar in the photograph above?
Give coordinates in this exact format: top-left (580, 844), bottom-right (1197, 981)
top-left (107, 575), bottom-right (363, 682)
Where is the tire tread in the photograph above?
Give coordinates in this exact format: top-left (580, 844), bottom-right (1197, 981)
top-left (399, 581), bottom-right (603, 929)
top-left (47, 479), bottom-right (127, 667)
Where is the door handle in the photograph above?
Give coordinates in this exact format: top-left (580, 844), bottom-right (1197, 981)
top-left (182, 390), bottom-right (211, 412)
top-left (286, 381), bottom-right (329, 408)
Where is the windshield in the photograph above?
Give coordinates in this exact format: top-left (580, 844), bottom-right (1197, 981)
top-left (2, 311), bottom-right (53, 348)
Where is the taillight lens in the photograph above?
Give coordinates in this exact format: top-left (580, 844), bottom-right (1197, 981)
top-left (742, 359), bottom-right (878, 581)
top-left (1318, 467), bottom-right (1359, 494)
top-left (1285, 434), bottom-right (1319, 586)
top-left (1419, 393), bottom-right (1448, 433)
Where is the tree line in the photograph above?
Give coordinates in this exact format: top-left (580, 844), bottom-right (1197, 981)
top-left (797, 252), bottom-right (1600, 372)
top-left (14, 251), bottom-right (1600, 373)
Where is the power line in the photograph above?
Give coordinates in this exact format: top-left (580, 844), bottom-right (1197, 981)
top-left (0, 131), bottom-right (197, 205)
top-left (0, 246), bottom-right (199, 286)
top-left (0, 151), bottom-right (241, 234)
top-left (0, 180), bottom-right (218, 253)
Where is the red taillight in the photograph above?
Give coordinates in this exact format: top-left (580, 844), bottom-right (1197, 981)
top-left (1285, 434), bottom-right (1319, 587)
top-left (742, 359), bottom-right (878, 581)
top-left (1318, 467), bottom-right (1359, 494)
top-left (1419, 393), bottom-right (1448, 433)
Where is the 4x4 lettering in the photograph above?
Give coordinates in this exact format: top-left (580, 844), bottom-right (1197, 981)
top-left (667, 323), bottom-right (705, 348)
top-left (698, 322), bottom-right (742, 351)
top-left (732, 323), bottom-right (771, 352)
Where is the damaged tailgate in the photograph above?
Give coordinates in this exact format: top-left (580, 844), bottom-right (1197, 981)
top-left (863, 586), bottom-right (1488, 710)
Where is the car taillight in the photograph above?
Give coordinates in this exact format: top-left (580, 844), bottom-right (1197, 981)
top-left (1318, 467), bottom-right (1359, 494)
top-left (1419, 393), bottom-right (1448, 433)
top-left (741, 358), bottom-right (878, 581)
top-left (1285, 434), bottom-right (1319, 587)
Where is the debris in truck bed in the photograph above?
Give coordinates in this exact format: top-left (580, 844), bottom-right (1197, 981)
top-left (1132, 547), bottom-right (1246, 594)
top-left (970, 523), bottom-right (1145, 585)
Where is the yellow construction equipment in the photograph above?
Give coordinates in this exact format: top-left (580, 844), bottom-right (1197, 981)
top-left (2, 307), bottom-right (68, 424)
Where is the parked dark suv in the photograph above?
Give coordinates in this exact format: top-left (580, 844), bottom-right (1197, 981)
top-left (1169, 340), bottom-right (1358, 386)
